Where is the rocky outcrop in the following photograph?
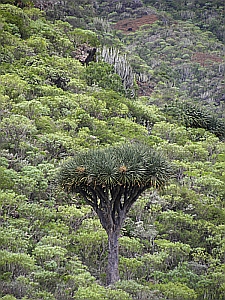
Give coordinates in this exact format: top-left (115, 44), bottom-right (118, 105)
top-left (74, 43), bottom-right (96, 65)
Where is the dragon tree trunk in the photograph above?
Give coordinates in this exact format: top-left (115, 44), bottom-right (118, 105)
top-left (106, 227), bottom-right (120, 285)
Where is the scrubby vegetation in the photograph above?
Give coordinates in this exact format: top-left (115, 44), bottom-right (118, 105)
top-left (0, 1), bottom-right (224, 299)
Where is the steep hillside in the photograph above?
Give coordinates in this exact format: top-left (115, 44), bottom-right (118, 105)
top-left (0, 2), bottom-right (225, 300)
top-left (31, 0), bottom-right (225, 115)
top-left (92, 0), bottom-right (224, 115)
top-left (143, 0), bottom-right (224, 42)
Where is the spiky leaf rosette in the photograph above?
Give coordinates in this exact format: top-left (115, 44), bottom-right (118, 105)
top-left (59, 143), bottom-right (173, 286)
top-left (58, 143), bottom-right (173, 192)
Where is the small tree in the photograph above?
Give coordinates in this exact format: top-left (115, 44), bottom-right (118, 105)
top-left (58, 143), bottom-right (173, 285)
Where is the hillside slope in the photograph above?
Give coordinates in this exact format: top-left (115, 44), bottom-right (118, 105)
top-left (0, 2), bottom-right (225, 300)
top-left (32, 0), bottom-right (225, 114)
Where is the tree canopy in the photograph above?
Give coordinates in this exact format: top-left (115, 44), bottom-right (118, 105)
top-left (59, 143), bottom-right (173, 284)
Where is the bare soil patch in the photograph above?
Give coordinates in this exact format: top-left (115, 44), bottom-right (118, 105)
top-left (114, 15), bottom-right (158, 33)
top-left (136, 81), bottom-right (154, 97)
top-left (192, 52), bottom-right (223, 66)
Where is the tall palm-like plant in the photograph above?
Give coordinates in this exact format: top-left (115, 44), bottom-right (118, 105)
top-left (58, 143), bottom-right (173, 285)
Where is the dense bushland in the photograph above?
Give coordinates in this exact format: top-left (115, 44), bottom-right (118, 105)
top-left (0, 2), bottom-right (224, 300)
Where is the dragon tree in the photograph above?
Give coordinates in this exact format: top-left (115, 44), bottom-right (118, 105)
top-left (58, 143), bottom-right (173, 285)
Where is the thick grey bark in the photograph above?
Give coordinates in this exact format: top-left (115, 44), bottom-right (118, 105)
top-left (79, 185), bottom-right (147, 285)
top-left (96, 206), bottom-right (123, 285)
top-left (106, 228), bottom-right (120, 285)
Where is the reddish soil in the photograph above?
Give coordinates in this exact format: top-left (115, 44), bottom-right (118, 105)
top-left (192, 52), bottom-right (223, 66)
top-left (114, 15), bottom-right (158, 96)
top-left (114, 15), bottom-right (158, 33)
top-left (136, 81), bottom-right (154, 97)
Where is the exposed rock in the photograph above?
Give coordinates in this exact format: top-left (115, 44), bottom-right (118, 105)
top-left (73, 43), bottom-right (96, 65)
